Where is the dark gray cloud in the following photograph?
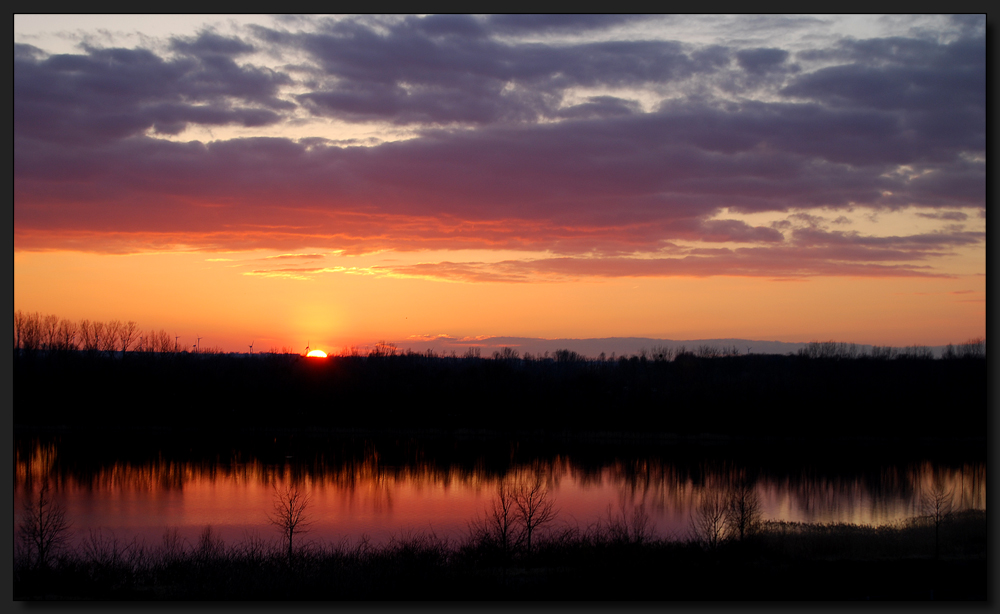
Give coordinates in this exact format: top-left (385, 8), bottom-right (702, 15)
top-left (735, 47), bottom-right (790, 74)
top-left (916, 211), bottom-right (968, 221)
top-left (15, 35), bottom-right (292, 144)
top-left (170, 30), bottom-right (256, 57)
top-left (555, 96), bottom-right (641, 120)
top-left (791, 227), bottom-right (982, 250)
top-left (276, 17), bottom-right (724, 125)
top-left (485, 14), bottom-right (650, 34)
top-left (787, 35), bottom-right (984, 124)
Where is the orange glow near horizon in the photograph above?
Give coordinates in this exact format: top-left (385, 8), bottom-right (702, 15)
top-left (306, 350), bottom-right (328, 358)
top-left (12, 246), bottom-right (986, 352)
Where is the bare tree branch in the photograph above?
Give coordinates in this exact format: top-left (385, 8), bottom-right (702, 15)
top-left (18, 480), bottom-right (72, 570)
top-left (513, 475), bottom-right (557, 553)
top-left (267, 486), bottom-right (311, 560)
top-left (691, 491), bottom-right (728, 549)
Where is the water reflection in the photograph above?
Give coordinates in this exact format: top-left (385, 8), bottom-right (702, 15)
top-left (14, 434), bottom-right (985, 548)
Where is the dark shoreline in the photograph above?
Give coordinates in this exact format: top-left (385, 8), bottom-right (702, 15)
top-left (15, 350), bottom-right (986, 439)
top-left (14, 509), bottom-right (987, 600)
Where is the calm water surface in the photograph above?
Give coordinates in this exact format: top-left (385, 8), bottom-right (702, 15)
top-left (14, 433), bottom-right (986, 550)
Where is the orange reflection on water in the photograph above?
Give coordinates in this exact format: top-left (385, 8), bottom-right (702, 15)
top-left (13, 442), bottom-right (986, 549)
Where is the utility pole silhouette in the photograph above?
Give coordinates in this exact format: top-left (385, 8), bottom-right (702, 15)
top-left (196, 336), bottom-right (202, 352)
top-left (175, 336), bottom-right (180, 352)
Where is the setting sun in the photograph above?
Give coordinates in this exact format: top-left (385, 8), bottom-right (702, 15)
top-left (306, 350), bottom-right (328, 358)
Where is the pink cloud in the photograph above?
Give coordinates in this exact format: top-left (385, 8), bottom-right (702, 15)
top-left (378, 251), bottom-right (948, 283)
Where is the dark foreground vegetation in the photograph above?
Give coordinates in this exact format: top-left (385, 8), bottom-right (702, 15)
top-left (14, 507), bottom-right (986, 600)
top-left (15, 335), bottom-right (986, 438)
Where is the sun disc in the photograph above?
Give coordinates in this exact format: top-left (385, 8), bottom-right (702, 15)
top-left (306, 349), bottom-right (327, 358)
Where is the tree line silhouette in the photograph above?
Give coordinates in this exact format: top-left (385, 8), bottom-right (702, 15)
top-left (14, 311), bottom-right (986, 438)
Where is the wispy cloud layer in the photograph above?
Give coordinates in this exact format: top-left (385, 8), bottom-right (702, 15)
top-left (15, 15), bottom-right (984, 280)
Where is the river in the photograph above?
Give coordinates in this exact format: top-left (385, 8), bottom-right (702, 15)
top-left (13, 431), bottom-right (986, 552)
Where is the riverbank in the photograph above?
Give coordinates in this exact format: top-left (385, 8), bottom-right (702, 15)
top-left (14, 510), bottom-right (986, 600)
top-left (15, 350), bottom-right (986, 438)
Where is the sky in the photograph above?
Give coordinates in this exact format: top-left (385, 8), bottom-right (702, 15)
top-left (14, 14), bottom-right (985, 354)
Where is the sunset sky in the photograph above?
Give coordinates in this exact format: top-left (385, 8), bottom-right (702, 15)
top-left (14, 15), bottom-right (985, 354)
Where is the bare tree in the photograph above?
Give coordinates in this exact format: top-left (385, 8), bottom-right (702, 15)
top-left (41, 314), bottom-right (59, 350)
top-left (697, 344), bottom-right (722, 358)
top-left (91, 320), bottom-right (107, 355)
top-left (650, 344), bottom-right (674, 362)
top-left (18, 480), bottom-right (72, 570)
top-left (155, 330), bottom-right (173, 353)
top-left (726, 481), bottom-right (762, 542)
top-left (486, 480), bottom-right (517, 556)
top-left (118, 320), bottom-right (138, 358)
top-left (56, 319), bottom-right (77, 351)
top-left (16, 311), bottom-right (41, 353)
top-left (513, 475), bottom-right (557, 553)
top-left (691, 491), bottom-right (729, 549)
top-left (921, 483), bottom-right (954, 560)
top-left (78, 319), bottom-right (96, 353)
top-left (959, 337), bottom-right (986, 359)
top-left (268, 486), bottom-right (311, 560)
top-left (14, 310), bottom-right (24, 352)
top-left (493, 346), bottom-right (519, 362)
top-left (102, 320), bottom-right (122, 357)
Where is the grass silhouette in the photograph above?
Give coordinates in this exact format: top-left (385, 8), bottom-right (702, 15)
top-left (14, 509), bottom-right (985, 600)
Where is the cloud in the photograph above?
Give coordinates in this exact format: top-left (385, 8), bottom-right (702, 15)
top-left (14, 16), bottom-right (985, 282)
top-left (14, 38), bottom-right (292, 145)
top-left (169, 30), bottom-right (257, 57)
top-left (696, 220), bottom-right (784, 243)
top-left (784, 36), bottom-right (984, 150)
top-left (484, 14), bottom-right (649, 34)
top-left (556, 96), bottom-right (642, 120)
top-left (791, 227), bottom-right (982, 250)
top-left (14, 111), bottom-right (986, 260)
top-left (735, 47), bottom-right (790, 75)
top-left (377, 251), bottom-right (948, 284)
top-left (264, 253), bottom-right (326, 260)
top-left (270, 16), bottom-right (729, 126)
